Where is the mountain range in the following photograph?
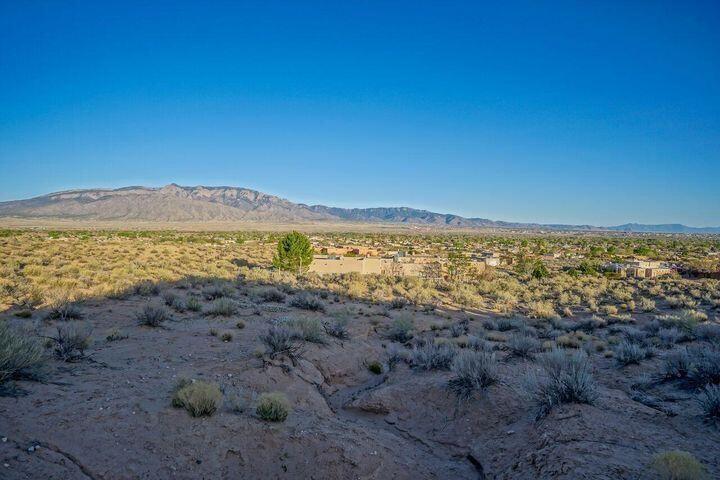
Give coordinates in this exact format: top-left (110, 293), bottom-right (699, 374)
top-left (0, 184), bottom-right (718, 234)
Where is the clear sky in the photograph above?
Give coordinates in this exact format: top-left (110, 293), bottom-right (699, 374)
top-left (1, 1), bottom-right (719, 226)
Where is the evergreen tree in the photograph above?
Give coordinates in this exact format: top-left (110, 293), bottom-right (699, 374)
top-left (273, 231), bottom-right (314, 273)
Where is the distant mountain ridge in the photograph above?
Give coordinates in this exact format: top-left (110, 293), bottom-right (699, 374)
top-left (0, 184), bottom-right (718, 233)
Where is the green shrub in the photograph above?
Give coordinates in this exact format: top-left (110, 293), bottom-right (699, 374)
top-left (650, 451), bottom-right (706, 480)
top-left (172, 380), bottom-right (223, 417)
top-left (256, 392), bottom-right (291, 421)
top-left (367, 360), bottom-right (383, 374)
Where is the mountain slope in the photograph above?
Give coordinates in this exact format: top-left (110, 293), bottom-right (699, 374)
top-left (0, 184), bottom-right (717, 233)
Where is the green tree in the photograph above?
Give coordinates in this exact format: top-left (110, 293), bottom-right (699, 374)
top-left (273, 231), bottom-right (314, 273)
top-left (531, 260), bottom-right (549, 279)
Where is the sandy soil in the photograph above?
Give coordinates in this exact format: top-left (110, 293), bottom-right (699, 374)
top-left (1, 281), bottom-right (718, 479)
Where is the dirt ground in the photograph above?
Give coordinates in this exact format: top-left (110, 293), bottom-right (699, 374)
top-left (1, 279), bottom-right (719, 480)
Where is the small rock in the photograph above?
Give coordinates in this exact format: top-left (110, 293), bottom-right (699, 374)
top-left (1, 437), bottom-right (7, 442)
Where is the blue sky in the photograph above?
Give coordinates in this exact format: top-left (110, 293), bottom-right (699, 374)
top-left (1, 1), bottom-right (719, 226)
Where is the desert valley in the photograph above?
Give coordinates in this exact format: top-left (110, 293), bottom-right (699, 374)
top-left (1, 185), bottom-right (719, 479)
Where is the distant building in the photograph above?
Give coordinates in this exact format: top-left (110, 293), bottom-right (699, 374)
top-left (605, 259), bottom-right (674, 278)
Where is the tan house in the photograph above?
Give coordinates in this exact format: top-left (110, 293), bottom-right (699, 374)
top-left (607, 260), bottom-right (674, 278)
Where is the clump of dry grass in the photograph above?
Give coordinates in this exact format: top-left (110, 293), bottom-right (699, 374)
top-left (0, 322), bottom-right (44, 384)
top-left (650, 450), bottom-right (707, 480)
top-left (448, 350), bottom-right (498, 398)
top-left (172, 379), bottom-right (223, 417)
top-left (524, 349), bottom-right (597, 419)
top-left (256, 392), bottom-right (291, 422)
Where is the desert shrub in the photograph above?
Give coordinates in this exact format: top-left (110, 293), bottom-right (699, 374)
top-left (283, 317), bottom-right (325, 344)
top-left (236, 320), bottom-right (246, 329)
top-left (525, 349), bottom-right (597, 419)
top-left (697, 384), bottom-right (720, 421)
top-left (602, 305), bottom-right (619, 316)
top-left (202, 283), bottom-right (231, 300)
top-left (387, 316), bottom-right (414, 343)
top-left (48, 323), bottom-right (92, 362)
top-left (172, 380), bottom-right (222, 417)
top-left (659, 311), bottom-right (701, 333)
top-left (448, 350), bottom-right (498, 398)
top-left (411, 342), bottom-right (457, 370)
top-left (662, 349), bottom-right (692, 379)
top-left (256, 392), bottom-right (291, 421)
top-left (449, 322), bottom-right (468, 337)
top-left (205, 298), bottom-right (238, 317)
top-left (614, 341), bottom-right (653, 367)
top-left (496, 317), bottom-right (523, 332)
top-left (650, 450), bottom-right (707, 480)
top-left (162, 292), bottom-right (185, 311)
top-left (185, 296), bottom-right (202, 312)
top-left (466, 334), bottom-right (491, 352)
top-left (0, 322), bottom-right (44, 384)
top-left (390, 297), bottom-right (407, 309)
top-left (46, 297), bottom-right (83, 321)
top-left (528, 301), bottom-right (558, 320)
top-left (577, 316), bottom-right (605, 332)
top-left (639, 297), bottom-right (656, 312)
top-left (367, 360), bottom-right (383, 374)
top-left (137, 304), bottom-right (172, 326)
top-left (657, 327), bottom-right (691, 348)
top-left (289, 292), bottom-right (325, 312)
top-left (386, 344), bottom-right (407, 369)
top-left (507, 333), bottom-right (541, 359)
top-left (135, 281), bottom-right (160, 296)
top-left (105, 328), bottom-right (128, 342)
top-left (485, 331), bottom-right (508, 343)
top-left (615, 326), bottom-right (647, 344)
top-left (324, 316), bottom-right (349, 339)
top-left (695, 323), bottom-right (720, 344)
top-left (686, 348), bottom-right (720, 388)
top-left (258, 287), bottom-right (286, 303)
top-left (259, 325), bottom-right (303, 360)
top-left (220, 331), bottom-right (233, 342)
top-left (556, 331), bottom-right (588, 349)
